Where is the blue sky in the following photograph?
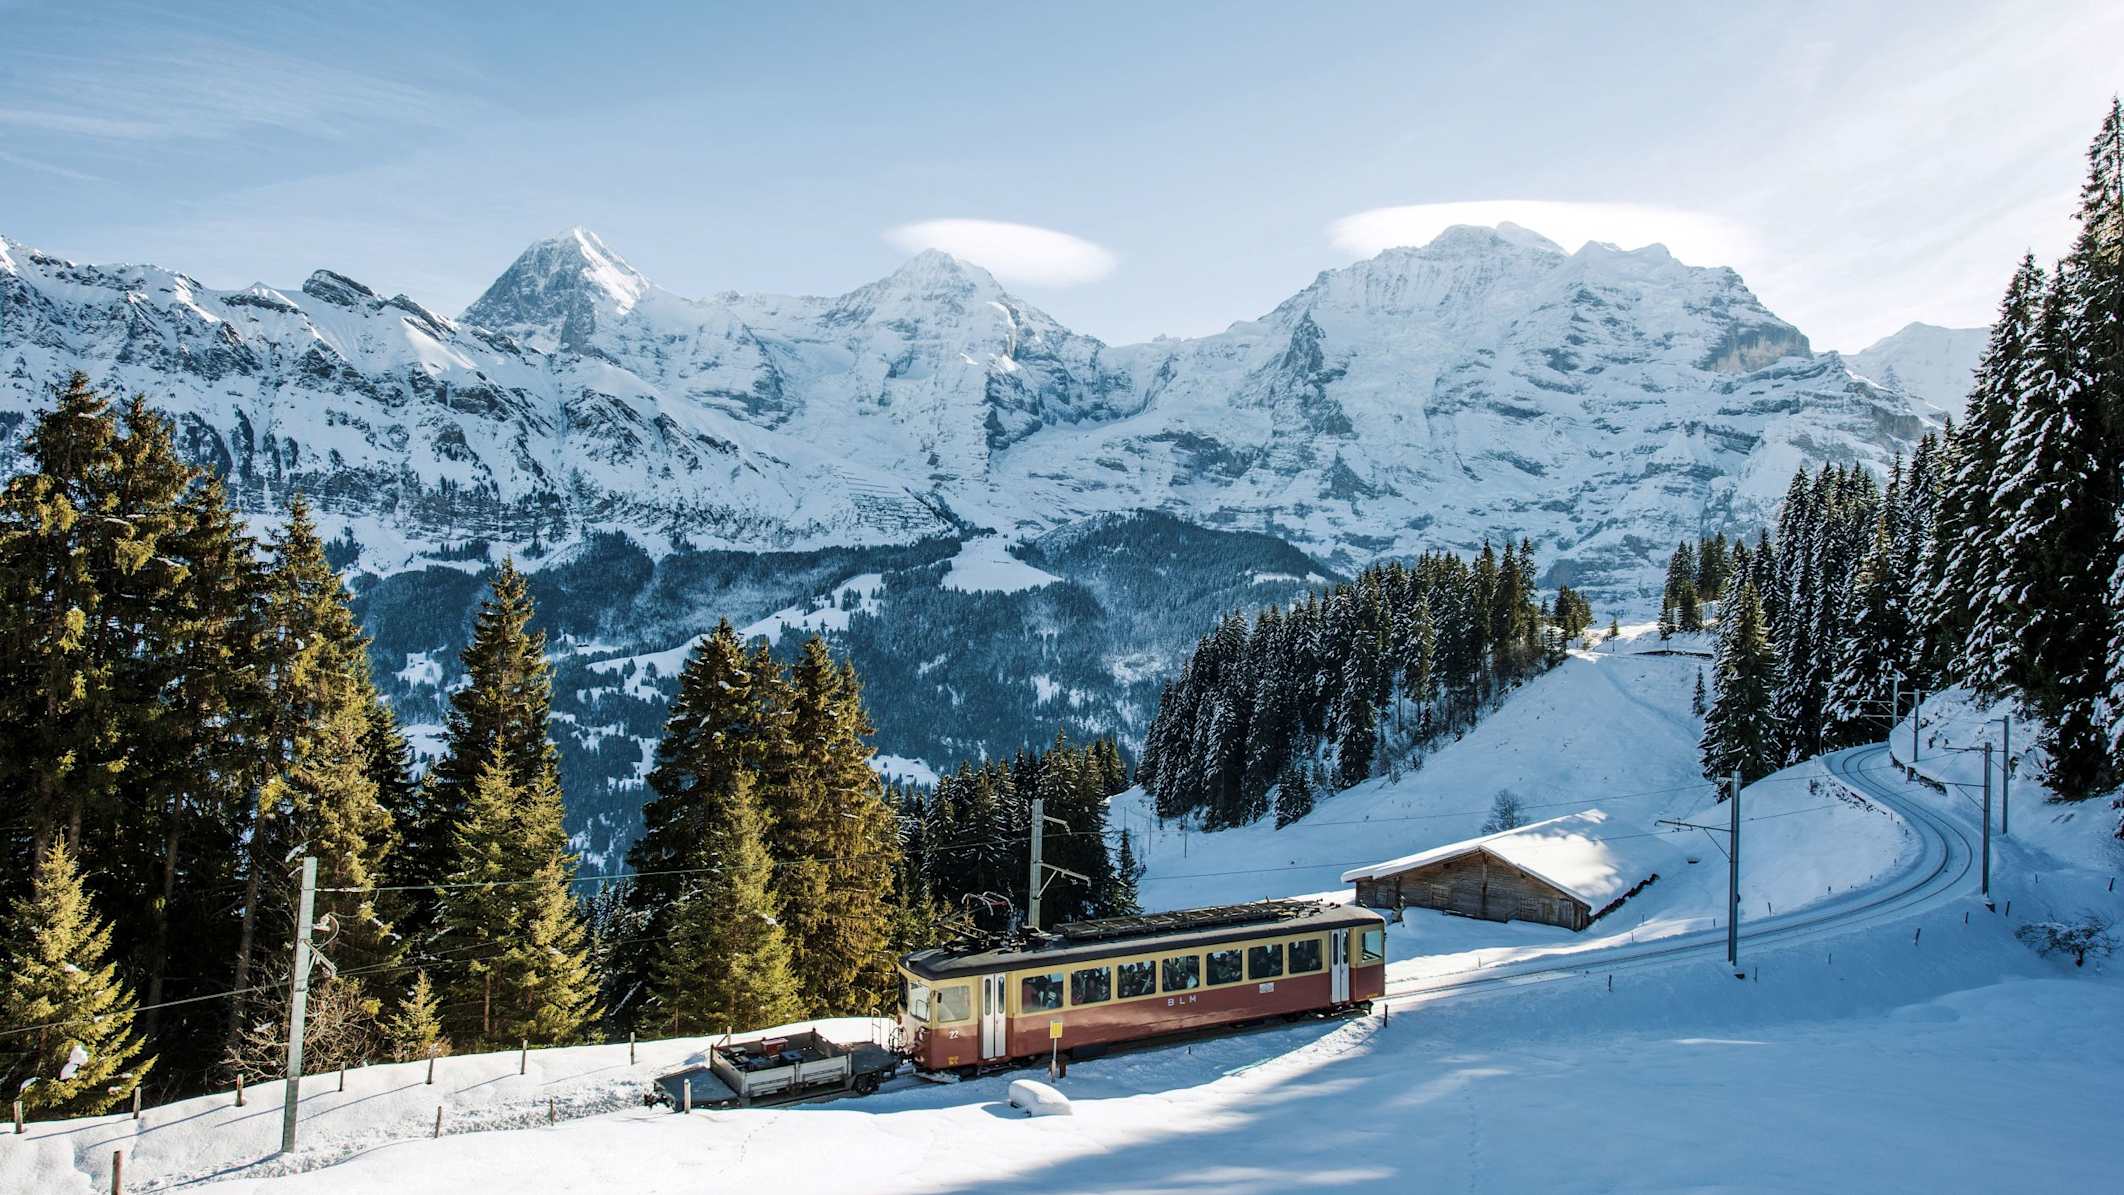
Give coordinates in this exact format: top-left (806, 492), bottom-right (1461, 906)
top-left (2, 0), bottom-right (2118, 349)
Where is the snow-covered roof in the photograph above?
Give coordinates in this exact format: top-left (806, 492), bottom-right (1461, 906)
top-left (1340, 809), bottom-right (1652, 909)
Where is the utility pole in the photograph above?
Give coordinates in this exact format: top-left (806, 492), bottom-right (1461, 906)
top-left (1911, 688), bottom-right (1922, 764)
top-left (1890, 673), bottom-right (1900, 738)
top-left (280, 857), bottom-right (317, 1155)
top-left (1728, 769), bottom-right (1741, 970)
top-left (1653, 772), bottom-right (1741, 968)
top-left (1980, 743), bottom-right (1993, 904)
top-left (1025, 798), bottom-right (1088, 935)
top-left (2000, 715), bottom-right (2011, 838)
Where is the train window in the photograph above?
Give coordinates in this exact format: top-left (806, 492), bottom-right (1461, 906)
top-left (1117, 959), bottom-right (1156, 998)
top-left (1206, 948), bottom-right (1242, 985)
top-left (1360, 928), bottom-right (1386, 964)
top-left (1021, 971), bottom-right (1065, 1011)
top-left (1161, 954), bottom-right (1200, 992)
top-left (1248, 943), bottom-right (1284, 980)
top-left (1288, 937), bottom-right (1323, 973)
top-left (906, 980), bottom-right (933, 1022)
top-left (937, 984), bottom-right (971, 1023)
top-left (1070, 966), bottom-right (1111, 1006)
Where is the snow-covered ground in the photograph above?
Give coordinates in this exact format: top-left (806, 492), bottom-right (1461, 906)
top-left (938, 536), bottom-right (1060, 594)
top-left (1114, 628), bottom-right (1912, 985)
top-left (10, 632), bottom-right (2119, 1193)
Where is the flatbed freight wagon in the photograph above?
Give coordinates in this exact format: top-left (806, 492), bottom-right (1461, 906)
top-left (651, 1029), bottom-right (900, 1110)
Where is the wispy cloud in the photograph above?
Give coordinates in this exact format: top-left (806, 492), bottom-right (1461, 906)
top-left (0, 36), bottom-right (461, 145)
top-left (0, 147), bottom-right (106, 183)
top-left (1329, 200), bottom-right (1756, 269)
top-left (885, 219), bottom-right (1118, 286)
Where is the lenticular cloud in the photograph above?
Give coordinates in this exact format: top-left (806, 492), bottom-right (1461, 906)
top-left (885, 219), bottom-right (1118, 286)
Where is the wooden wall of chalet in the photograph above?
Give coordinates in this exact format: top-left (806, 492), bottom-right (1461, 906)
top-left (1353, 849), bottom-right (1590, 931)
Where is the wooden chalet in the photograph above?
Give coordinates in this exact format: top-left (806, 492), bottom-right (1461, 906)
top-left (1340, 809), bottom-right (1662, 931)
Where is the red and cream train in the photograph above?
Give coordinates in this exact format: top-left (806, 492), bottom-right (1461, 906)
top-left (896, 899), bottom-right (1387, 1072)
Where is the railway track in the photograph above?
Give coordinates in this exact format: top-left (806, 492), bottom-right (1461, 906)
top-left (1376, 743), bottom-right (1978, 1006)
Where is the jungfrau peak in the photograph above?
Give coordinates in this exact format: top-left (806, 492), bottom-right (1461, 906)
top-left (0, 222), bottom-right (1937, 598)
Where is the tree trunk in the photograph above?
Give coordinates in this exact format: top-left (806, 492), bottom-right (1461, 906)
top-left (141, 815), bottom-right (182, 1040)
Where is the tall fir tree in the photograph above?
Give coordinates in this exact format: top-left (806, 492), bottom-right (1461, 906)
top-left (406, 559), bottom-right (560, 917)
top-left (650, 769), bottom-right (803, 1034)
top-left (623, 620), bottom-right (762, 1024)
top-left (1701, 581), bottom-right (1781, 786)
top-left (255, 495), bottom-right (400, 981)
top-left (437, 748), bottom-right (599, 1046)
top-left (0, 840), bottom-right (153, 1116)
top-left (430, 565), bottom-right (597, 1046)
top-left (769, 638), bottom-right (900, 1016)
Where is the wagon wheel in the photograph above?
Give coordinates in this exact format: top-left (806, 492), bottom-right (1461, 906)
top-left (853, 1072), bottom-right (882, 1096)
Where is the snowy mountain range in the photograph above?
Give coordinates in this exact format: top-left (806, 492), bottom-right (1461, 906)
top-left (2, 222), bottom-right (1940, 598)
top-left (0, 219), bottom-right (1955, 870)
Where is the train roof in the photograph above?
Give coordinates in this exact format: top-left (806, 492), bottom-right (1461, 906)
top-left (898, 899), bottom-right (1383, 980)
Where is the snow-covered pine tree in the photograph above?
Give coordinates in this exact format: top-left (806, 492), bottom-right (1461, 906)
top-left (0, 839), bottom-right (153, 1116)
top-left (1939, 256), bottom-right (2044, 687)
top-left (1333, 647), bottom-right (1377, 789)
top-left (1701, 581), bottom-right (1781, 786)
top-left (1980, 262), bottom-right (2107, 786)
top-left (1109, 829), bottom-right (1144, 917)
top-left (1824, 497), bottom-right (1910, 750)
top-left (1272, 758), bottom-right (1314, 828)
top-left (1692, 669), bottom-right (1707, 717)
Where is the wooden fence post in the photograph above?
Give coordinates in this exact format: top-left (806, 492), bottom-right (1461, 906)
top-left (548, 1097), bottom-right (557, 1125)
top-left (433, 1106), bottom-right (444, 1138)
top-left (519, 1040), bottom-right (527, 1076)
top-left (110, 1150), bottom-right (123, 1195)
top-left (12, 1098), bottom-right (23, 1133)
top-left (234, 1074), bottom-right (245, 1107)
top-left (629, 1032), bottom-right (636, 1065)
top-left (131, 1087), bottom-right (142, 1120)
top-left (426, 1055), bottom-right (435, 1086)
top-left (682, 1078), bottom-right (692, 1114)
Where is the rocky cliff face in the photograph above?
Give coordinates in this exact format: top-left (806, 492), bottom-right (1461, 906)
top-left (3, 221), bottom-right (1937, 597)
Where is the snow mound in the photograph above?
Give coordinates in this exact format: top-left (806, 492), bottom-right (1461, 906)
top-left (1007, 1079), bottom-right (1072, 1117)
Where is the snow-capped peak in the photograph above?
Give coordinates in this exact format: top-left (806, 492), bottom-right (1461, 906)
top-left (458, 227), bottom-right (652, 350)
top-left (1490, 221), bottom-right (1566, 253)
top-left (876, 248), bottom-right (1002, 295)
top-left (1846, 320), bottom-right (1988, 418)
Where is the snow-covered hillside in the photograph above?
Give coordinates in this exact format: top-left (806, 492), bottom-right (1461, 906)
top-left (1116, 626), bottom-right (1913, 980)
top-left (11, 630), bottom-right (2118, 1193)
top-left (2, 223), bottom-right (1939, 600)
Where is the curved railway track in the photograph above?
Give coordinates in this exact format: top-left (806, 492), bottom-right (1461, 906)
top-left (1376, 743), bottom-right (1978, 1006)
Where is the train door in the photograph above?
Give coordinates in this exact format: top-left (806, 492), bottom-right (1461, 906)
top-left (1330, 931), bottom-right (1350, 1003)
top-left (979, 973), bottom-right (1009, 1060)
